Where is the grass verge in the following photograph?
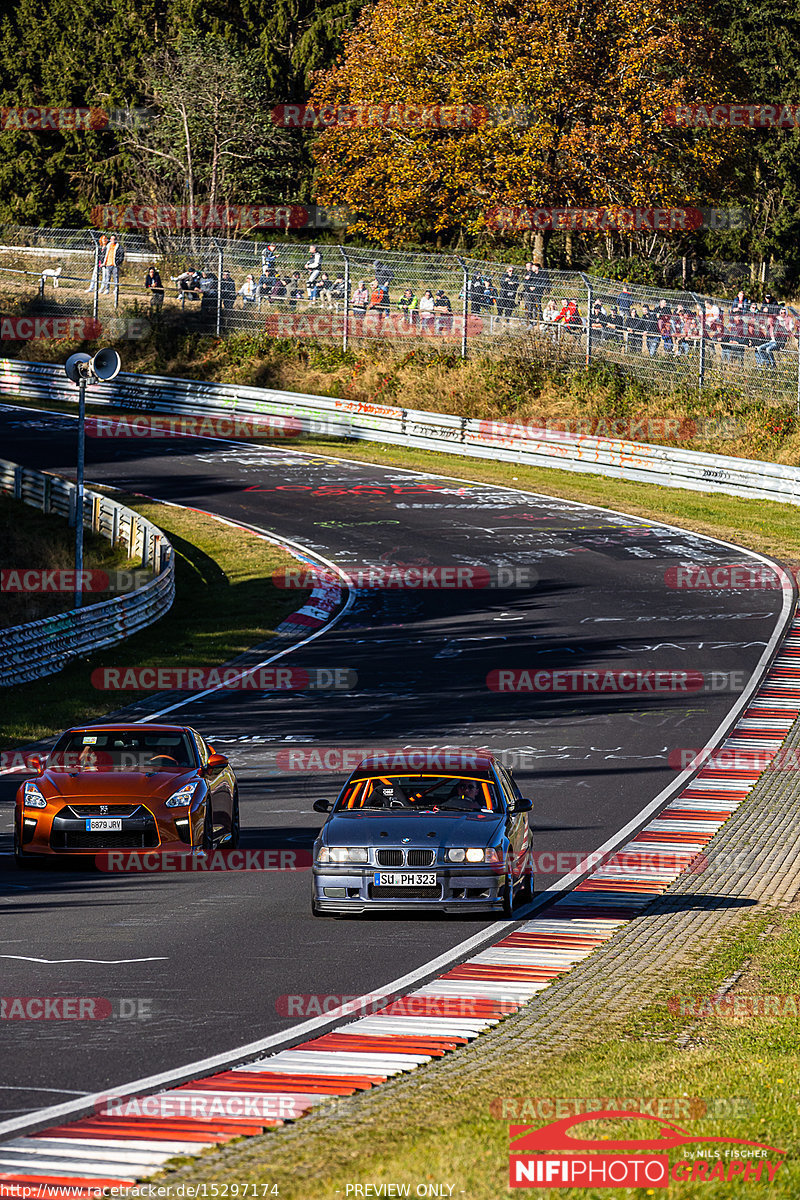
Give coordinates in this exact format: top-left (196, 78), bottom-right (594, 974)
top-left (154, 904), bottom-right (800, 1197)
top-left (0, 492), bottom-right (138, 626)
top-left (0, 495), bottom-right (308, 747)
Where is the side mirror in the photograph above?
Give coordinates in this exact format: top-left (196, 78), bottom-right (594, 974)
top-left (514, 797), bottom-right (533, 813)
top-left (204, 753), bottom-right (229, 773)
top-left (313, 798), bottom-right (332, 814)
top-left (26, 755), bottom-right (44, 775)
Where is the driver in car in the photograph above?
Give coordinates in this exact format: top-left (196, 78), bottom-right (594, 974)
top-left (444, 779), bottom-right (485, 810)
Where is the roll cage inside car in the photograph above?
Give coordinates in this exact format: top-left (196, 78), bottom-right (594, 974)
top-left (333, 768), bottom-right (519, 813)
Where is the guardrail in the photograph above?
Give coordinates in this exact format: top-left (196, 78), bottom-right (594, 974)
top-left (1, 357), bottom-right (799, 508)
top-left (0, 457), bottom-right (174, 687)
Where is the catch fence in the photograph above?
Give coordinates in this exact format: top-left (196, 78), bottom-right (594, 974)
top-left (0, 225), bottom-right (797, 408)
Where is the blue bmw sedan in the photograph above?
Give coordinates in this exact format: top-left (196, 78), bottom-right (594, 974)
top-left (311, 750), bottom-right (533, 916)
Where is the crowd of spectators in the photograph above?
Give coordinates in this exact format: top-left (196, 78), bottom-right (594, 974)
top-left (461, 264), bottom-right (798, 368)
top-left (57, 238), bottom-right (797, 368)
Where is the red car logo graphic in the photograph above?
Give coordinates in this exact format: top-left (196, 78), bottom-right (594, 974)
top-left (510, 1111), bottom-right (785, 1155)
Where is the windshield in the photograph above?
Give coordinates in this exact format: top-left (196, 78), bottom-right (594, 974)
top-left (48, 730), bottom-right (197, 772)
top-left (335, 774), bottom-right (501, 813)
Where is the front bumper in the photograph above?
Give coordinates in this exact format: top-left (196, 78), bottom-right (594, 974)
top-left (15, 803), bottom-right (198, 857)
top-left (312, 866), bottom-right (508, 913)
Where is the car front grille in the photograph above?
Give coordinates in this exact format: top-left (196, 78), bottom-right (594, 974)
top-left (375, 848), bottom-right (436, 867)
top-left (65, 805), bottom-right (138, 817)
top-left (369, 884), bottom-right (442, 900)
top-left (376, 849), bottom-right (404, 867)
top-left (50, 805), bottom-right (159, 851)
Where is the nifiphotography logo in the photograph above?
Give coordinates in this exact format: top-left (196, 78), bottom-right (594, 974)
top-left (508, 1111), bottom-right (785, 1188)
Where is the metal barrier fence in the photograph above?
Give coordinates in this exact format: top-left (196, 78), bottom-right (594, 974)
top-left (0, 458), bottom-right (174, 687)
top-left (0, 226), bottom-right (798, 408)
top-left (1, 359), bottom-right (798, 509)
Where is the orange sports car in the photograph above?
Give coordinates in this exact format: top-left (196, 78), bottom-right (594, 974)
top-left (14, 723), bottom-right (239, 865)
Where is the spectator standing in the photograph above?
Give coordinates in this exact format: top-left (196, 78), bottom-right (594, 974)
top-left (263, 244), bottom-right (278, 279)
top-left (288, 273), bottom-right (304, 310)
top-left (399, 289), bottom-right (419, 326)
top-left (640, 305), bottom-right (660, 357)
top-left (434, 289), bottom-right (453, 335)
top-left (418, 289), bottom-right (435, 334)
top-left (329, 276), bottom-right (346, 309)
top-left (671, 306), bottom-right (689, 355)
top-left (754, 303), bottom-right (781, 367)
top-left (99, 235), bottom-right (123, 294)
top-left (657, 300), bottom-right (674, 354)
top-left (589, 301), bottom-right (606, 344)
top-left (85, 233), bottom-right (108, 292)
top-left (373, 260), bottom-right (394, 288)
top-left (351, 279), bottom-right (369, 332)
top-left (498, 265), bottom-right (519, 324)
top-left (198, 268), bottom-right (217, 316)
top-left (238, 274), bottom-right (258, 306)
top-left (603, 304), bottom-right (622, 346)
top-left (617, 285), bottom-right (633, 321)
top-left (304, 244), bottom-right (322, 298)
top-left (626, 306), bottom-right (644, 352)
top-left (468, 275), bottom-right (486, 316)
top-left (529, 264), bottom-right (548, 323)
top-left (519, 262), bottom-right (537, 324)
top-left (173, 267), bottom-right (201, 299)
top-left (484, 277), bottom-right (499, 318)
top-left (554, 296), bottom-right (582, 339)
top-left (723, 301), bottom-right (746, 363)
top-left (220, 270), bottom-right (236, 310)
top-left (144, 266), bottom-right (164, 309)
top-left (368, 278), bottom-right (390, 330)
top-left (540, 297), bottom-right (559, 339)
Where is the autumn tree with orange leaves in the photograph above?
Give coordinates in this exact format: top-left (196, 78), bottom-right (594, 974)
top-left (309, 0), bottom-right (744, 248)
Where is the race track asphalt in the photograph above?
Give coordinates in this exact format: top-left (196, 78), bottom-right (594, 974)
top-left (0, 404), bottom-right (788, 1118)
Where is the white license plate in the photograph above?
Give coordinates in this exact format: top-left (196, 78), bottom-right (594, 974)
top-left (85, 818), bottom-right (123, 832)
top-left (374, 872), bottom-right (437, 887)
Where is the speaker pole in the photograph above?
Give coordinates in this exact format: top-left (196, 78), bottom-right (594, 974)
top-left (74, 369), bottom-right (87, 609)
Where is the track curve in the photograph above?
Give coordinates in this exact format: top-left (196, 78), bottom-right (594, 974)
top-left (0, 404), bottom-right (790, 1120)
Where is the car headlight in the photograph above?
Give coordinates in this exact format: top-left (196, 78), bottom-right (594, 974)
top-left (446, 847), bottom-right (503, 864)
top-left (316, 846), bottom-right (368, 864)
top-left (165, 783), bottom-right (198, 808)
top-left (23, 781), bottom-right (47, 809)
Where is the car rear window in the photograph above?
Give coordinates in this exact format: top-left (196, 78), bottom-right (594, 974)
top-left (49, 731), bottom-right (196, 771)
top-left (334, 774), bottom-right (501, 812)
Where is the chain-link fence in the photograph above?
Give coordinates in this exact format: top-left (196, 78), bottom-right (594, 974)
top-left (1, 225), bottom-right (798, 408)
